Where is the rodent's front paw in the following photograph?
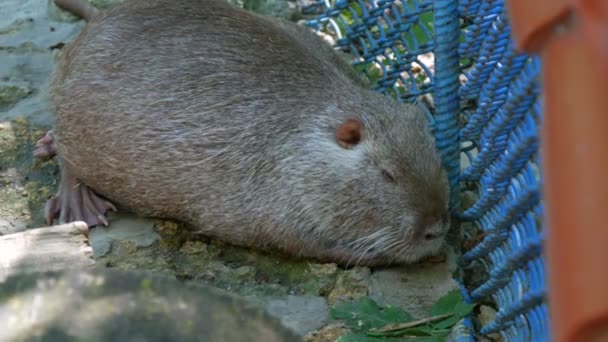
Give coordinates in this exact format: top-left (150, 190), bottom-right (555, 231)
top-left (33, 130), bottom-right (57, 159)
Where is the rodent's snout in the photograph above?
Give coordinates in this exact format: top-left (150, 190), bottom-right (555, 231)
top-left (419, 212), bottom-right (450, 241)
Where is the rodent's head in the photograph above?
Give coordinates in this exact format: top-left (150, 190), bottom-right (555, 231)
top-left (292, 98), bottom-right (450, 267)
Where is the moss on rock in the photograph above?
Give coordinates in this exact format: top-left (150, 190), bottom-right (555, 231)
top-left (0, 85), bottom-right (33, 111)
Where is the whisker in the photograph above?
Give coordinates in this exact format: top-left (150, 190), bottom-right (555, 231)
top-left (339, 227), bottom-right (389, 267)
top-left (353, 232), bottom-right (392, 267)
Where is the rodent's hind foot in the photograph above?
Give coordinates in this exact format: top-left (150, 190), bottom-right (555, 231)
top-left (45, 174), bottom-right (116, 227)
top-left (33, 130), bottom-right (57, 159)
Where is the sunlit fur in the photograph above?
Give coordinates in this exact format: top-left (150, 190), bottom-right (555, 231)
top-left (49, 0), bottom-right (450, 267)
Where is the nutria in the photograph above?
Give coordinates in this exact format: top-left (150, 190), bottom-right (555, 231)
top-left (36, 0), bottom-right (450, 266)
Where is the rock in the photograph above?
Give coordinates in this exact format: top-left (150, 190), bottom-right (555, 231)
top-left (460, 141), bottom-right (478, 172)
top-left (303, 323), bottom-right (349, 342)
top-left (0, 219), bottom-right (14, 235)
top-left (0, 162), bottom-right (48, 234)
top-left (461, 190), bottom-right (478, 211)
top-left (368, 249), bottom-right (459, 318)
top-left (0, 222), bottom-right (94, 282)
top-left (308, 263), bottom-right (338, 277)
top-left (265, 295), bottom-right (330, 336)
top-left (0, 84), bottom-right (32, 110)
top-left (179, 240), bottom-right (208, 254)
top-left (479, 305), bottom-right (497, 326)
top-left (326, 266), bottom-right (370, 305)
top-left (88, 212), bottom-right (160, 258)
top-left (0, 0), bottom-right (81, 126)
top-left (234, 265), bottom-right (256, 277)
top-left (478, 305), bottom-right (503, 341)
top-left (0, 269), bottom-right (301, 341)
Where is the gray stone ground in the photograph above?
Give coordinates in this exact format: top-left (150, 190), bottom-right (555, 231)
top-left (0, 0), bottom-right (461, 339)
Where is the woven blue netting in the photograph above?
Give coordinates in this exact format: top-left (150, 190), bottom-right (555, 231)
top-left (304, 0), bottom-right (548, 340)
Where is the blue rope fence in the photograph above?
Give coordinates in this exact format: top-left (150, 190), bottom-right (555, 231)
top-left (305, 0), bottom-right (548, 340)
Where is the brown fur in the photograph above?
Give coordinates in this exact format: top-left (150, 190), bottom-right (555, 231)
top-left (48, 0), bottom-right (450, 266)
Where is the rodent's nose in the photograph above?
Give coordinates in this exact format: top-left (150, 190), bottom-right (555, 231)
top-left (414, 212), bottom-right (450, 241)
top-left (424, 232), bottom-right (443, 241)
top-left (422, 220), bottom-right (449, 241)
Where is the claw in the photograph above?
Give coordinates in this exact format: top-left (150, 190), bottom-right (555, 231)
top-left (33, 130), bottom-right (57, 159)
top-left (97, 214), bottom-right (109, 226)
top-left (45, 196), bottom-right (61, 225)
top-left (45, 174), bottom-right (115, 228)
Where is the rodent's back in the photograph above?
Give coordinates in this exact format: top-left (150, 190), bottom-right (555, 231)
top-left (51, 0), bottom-right (364, 146)
top-left (54, 0), bottom-right (356, 107)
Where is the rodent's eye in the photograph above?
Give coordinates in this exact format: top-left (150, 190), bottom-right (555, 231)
top-left (381, 170), bottom-right (396, 183)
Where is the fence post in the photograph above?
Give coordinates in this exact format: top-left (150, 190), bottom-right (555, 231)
top-left (508, 0), bottom-right (608, 341)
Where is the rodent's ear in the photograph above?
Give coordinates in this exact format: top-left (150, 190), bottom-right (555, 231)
top-left (336, 118), bottom-right (364, 149)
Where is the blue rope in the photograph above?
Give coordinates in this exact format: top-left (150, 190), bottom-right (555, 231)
top-left (463, 107), bottom-right (540, 219)
top-left (462, 59), bottom-right (539, 181)
top-left (433, 0), bottom-right (461, 212)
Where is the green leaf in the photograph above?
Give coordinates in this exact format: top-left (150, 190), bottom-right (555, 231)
top-left (367, 326), bottom-right (432, 338)
top-left (330, 297), bottom-right (415, 332)
top-left (367, 315), bottom-right (454, 336)
top-left (430, 290), bottom-right (462, 316)
top-left (428, 290), bottom-right (476, 330)
top-left (454, 302), bottom-right (476, 318)
top-left (431, 315), bottom-right (460, 330)
top-left (398, 327), bottom-right (433, 337)
top-left (336, 332), bottom-right (393, 342)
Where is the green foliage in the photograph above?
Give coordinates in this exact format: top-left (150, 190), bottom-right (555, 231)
top-left (330, 290), bottom-right (476, 341)
top-left (321, 0), bottom-right (437, 98)
top-left (408, 11), bottom-right (434, 47)
top-left (327, 0), bottom-right (434, 46)
top-left (331, 297), bottom-right (415, 332)
top-left (429, 290), bottom-right (476, 330)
